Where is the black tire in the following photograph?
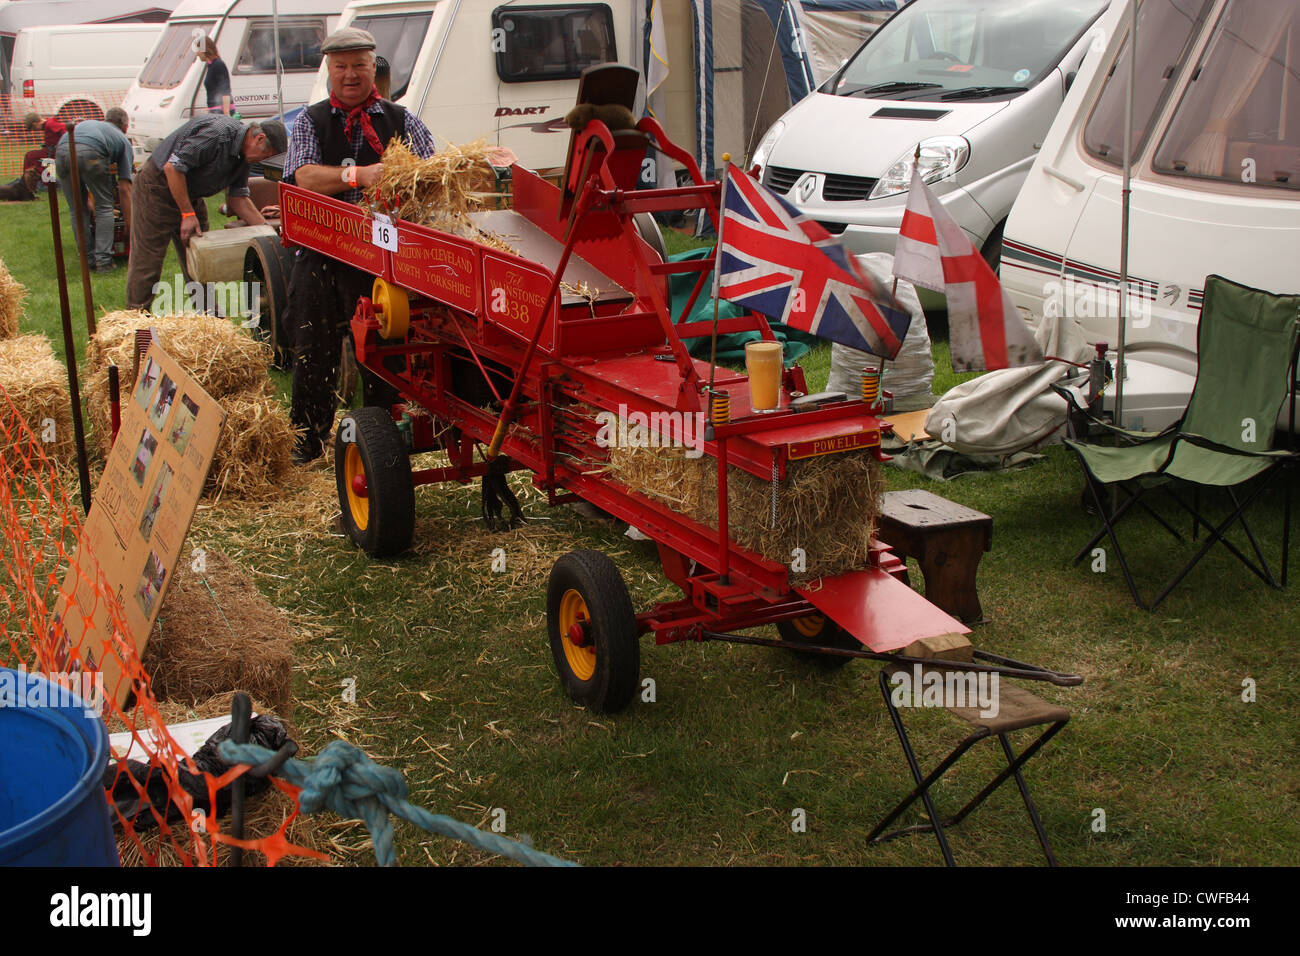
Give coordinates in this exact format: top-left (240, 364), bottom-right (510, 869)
top-left (547, 550), bottom-right (640, 713)
top-left (243, 236), bottom-right (294, 369)
top-left (981, 221), bottom-right (1006, 274)
top-left (335, 407), bottom-right (414, 557)
top-left (777, 614), bottom-right (860, 670)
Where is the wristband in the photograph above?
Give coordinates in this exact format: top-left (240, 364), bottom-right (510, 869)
top-left (344, 165), bottom-right (358, 188)
top-left (181, 211), bottom-right (196, 219)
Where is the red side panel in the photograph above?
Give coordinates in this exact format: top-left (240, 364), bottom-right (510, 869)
top-left (797, 569), bottom-right (969, 652)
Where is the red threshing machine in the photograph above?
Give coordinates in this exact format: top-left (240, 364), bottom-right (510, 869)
top-left (277, 66), bottom-right (1080, 713)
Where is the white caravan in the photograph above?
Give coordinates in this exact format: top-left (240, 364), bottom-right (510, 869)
top-left (303, 0), bottom-right (638, 174)
top-left (121, 0), bottom-right (346, 162)
top-left (1001, 0), bottom-right (1300, 432)
top-left (10, 23), bottom-right (162, 122)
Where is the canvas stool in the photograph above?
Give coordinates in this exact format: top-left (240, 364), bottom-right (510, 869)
top-left (870, 663), bottom-right (1071, 866)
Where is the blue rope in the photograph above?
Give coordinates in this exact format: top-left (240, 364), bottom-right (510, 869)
top-left (218, 739), bottom-right (577, 867)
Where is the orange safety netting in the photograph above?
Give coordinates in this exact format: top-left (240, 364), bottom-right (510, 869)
top-left (0, 381), bottom-right (325, 866)
top-left (1, 91), bottom-right (126, 179)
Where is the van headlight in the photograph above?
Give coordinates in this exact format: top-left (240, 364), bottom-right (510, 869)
top-left (869, 136), bottom-right (970, 200)
top-left (750, 120), bottom-right (785, 173)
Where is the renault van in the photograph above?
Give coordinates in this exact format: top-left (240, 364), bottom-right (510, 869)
top-left (11, 23), bottom-right (162, 123)
top-left (750, 0), bottom-right (1110, 268)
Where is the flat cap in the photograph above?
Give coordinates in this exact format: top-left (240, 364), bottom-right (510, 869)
top-left (320, 27), bottom-right (376, 54)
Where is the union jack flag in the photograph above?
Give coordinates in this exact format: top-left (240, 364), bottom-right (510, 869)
top-left (713, 163), bottom-right (911, 359)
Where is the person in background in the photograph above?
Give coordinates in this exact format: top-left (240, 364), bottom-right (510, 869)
top-left (22, 112), bottom-right (66, 181)
top-left (125, 114), bottom-right (286, 309)
top-left (375, 55), bottom-right (391, 99)
top-left (54, 108), bottom-right (134, 273)
top-left (198, 37), bottom-right (233, 113)
top-left (280, 28), bottom-right (435, 463)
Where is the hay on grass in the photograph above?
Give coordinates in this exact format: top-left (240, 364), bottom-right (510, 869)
top-left (0, 257), bottom-right (23, 340)
top-left (206, 385), bottom-right (297, 502)
top-left (112, 693), bottom-right (328, 867)
top-left (0, 333), bottom-right (74, 464)
top-left (607, 444), bottom-right (884, 581)
top-left (144, 549), bottom-right (296, 718)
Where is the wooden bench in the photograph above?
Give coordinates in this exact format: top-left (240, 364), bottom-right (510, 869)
top-left (877, 489), bottom-right (992, 624)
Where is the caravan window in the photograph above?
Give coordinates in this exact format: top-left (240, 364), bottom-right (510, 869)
top-left (349, 12), bottom-right (434, 100)
top-left (492, 4), bottom-right (616, 83)
top-left (1082, 0), bottom-right (1213, 167)
top-left (139, 21), bottom-right (217, 90)
top-left (235, 19), bottom-right (327, 74)
top-left (1152, 0), bottom-right (1300, 191)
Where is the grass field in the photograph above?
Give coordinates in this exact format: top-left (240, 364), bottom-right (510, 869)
top-left (2, 195), bottom-right (1298, 867)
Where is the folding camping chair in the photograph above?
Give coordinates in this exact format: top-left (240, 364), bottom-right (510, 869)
top-left (869, 665), bottom-right (1071, 866)
top-left (1062, 274), bottom-right (1300, 610)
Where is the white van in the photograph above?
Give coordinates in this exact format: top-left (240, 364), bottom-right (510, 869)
top-left (122, 0), bottom-right (345, 163)
top-left (10, 23), bottom-right (162, 123)
top-left (1001, 0), bottom-right (1300, 432)
top-left (305, 0), bottom-right (638, 173)
top-left (749, 0), bottom-right (1110, 267)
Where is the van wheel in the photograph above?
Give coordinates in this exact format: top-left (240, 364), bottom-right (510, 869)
top-left (981, 222), bottom-right (1006, 274)
top-left (56, 100), bottom-right (103, 124)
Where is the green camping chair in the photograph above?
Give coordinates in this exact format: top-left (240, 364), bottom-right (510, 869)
top-left (1063, 274), bottom-right (1300, 610)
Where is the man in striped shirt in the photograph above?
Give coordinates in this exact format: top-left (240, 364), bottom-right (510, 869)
top-left (280, 27), bottom-right (436, 464)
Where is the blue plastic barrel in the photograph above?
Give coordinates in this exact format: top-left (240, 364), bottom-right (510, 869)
top-left (0, 667), bottom-right (119, 866)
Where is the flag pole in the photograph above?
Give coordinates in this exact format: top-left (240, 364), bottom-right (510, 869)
top-left (1115, 0), bottom-right (1136, 430)
top-left (709, 160), bottom-right (730, 394)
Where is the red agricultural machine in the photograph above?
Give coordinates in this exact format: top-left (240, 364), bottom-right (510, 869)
top-left (277, 67), bottom-right (1079, 713)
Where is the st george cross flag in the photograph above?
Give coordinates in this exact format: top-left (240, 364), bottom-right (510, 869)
top-left (892, 167), bottom-right (1042, 372)
top-left (714, 164), bottom-right (912, 360)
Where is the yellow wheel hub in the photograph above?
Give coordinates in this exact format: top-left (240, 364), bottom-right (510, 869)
top-left (344, 443), bottom-right (369, 531)
top-left (372, 277), bottom-right (410, 339)
top-left (791, 613), bottom-right (825, 638)
top-left (559, 588), bottom-right (596, 682)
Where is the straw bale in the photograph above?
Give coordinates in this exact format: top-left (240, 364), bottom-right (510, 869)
top-left (144, 548), bottom-right (296, 718)
top-left (0, 258), bottom-right (23, 340)
top-left (0, 333), bottom-right (74, 465)
top-left (607, 444), bottom-right (884, 581)
top-left (369, 137), bottom-right (498, 228)
top-left (82, 312), bottom-right (296, 499)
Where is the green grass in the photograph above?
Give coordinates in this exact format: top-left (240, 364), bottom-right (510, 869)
top-left (3, 198), bottom-right (1299, 867)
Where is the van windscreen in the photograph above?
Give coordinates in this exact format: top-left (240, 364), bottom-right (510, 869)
top-left (350, 12), bottom-right (434, 100)
top-left (1152, 0), bottom-right (1300, 192)
top-left (492, 4), bottom-right (616, 83)
top-left (833, 0), bottom-right (1107, 101)
top-left (139, 21), bottom-right (217, 90)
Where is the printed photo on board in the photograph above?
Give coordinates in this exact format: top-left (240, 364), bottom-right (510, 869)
top-left (130, 429), bottom-right (158, 487)
top-left (139, 463), bottom-right (174, 541)
top-left (149, 374), bottom-right (178, 431)
top-left (136, 551), bottom-right (167, 618)
top-left (134, 356), bottom-right (162, 411)
top-left (169, 395), bottom-right (200, 454)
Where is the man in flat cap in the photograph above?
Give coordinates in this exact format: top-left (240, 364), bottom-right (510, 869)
top-left (126, 115), bottom-right (287, 309)
top-left (280, 27), bottom-right (436, 463)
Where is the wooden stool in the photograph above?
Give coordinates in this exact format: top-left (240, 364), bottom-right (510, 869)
top-left (878, 489), bottom-right (992, 623)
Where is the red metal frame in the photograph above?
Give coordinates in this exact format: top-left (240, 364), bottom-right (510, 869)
top-left (277, 115), bottom-right (969, 653)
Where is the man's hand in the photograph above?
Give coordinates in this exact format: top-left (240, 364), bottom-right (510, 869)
top-left (357, 162), bottom-right (384, 189)
top-left (180, 214), bottom-right (203, 246)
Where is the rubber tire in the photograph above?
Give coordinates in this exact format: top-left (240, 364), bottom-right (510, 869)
top-left (335, 406), bottom-right (415, 557)
top-left (547, 550), bottom-right (640, 713)
top-left (981, 221), bottom-right (1006, 275)
top-left (777, 615), bottom-right (860, 670)
top-left (243, 236), bottom-right (294, 369)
